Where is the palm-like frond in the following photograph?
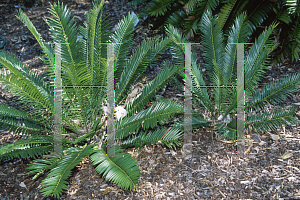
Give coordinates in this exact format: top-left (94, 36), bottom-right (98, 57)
top-left (116, 99), bottom-right (185, 139)
top-left (171, 115), bottom-right (211, 131)
top-left (45, 1), bottom-right (81, 64)
top-left (223, 12), bottom-right (250, 86)
top-left (217, 0), bottom-right (237, 29)
top-left (166, 10), bottom-right (186, 28)
top-left (26, 153), bottom-right (64, 180)
top-left (246, 1), bottom-right (272, 34)
top-left (200, 10), bottom-right (224, 112)
top-left (200, 10), bottom-right (224, 84)
top-left (286, 0), bottom-right (300, 16)
top-left (144, 0), bottom-right (174, 17)
top-left (115, 38), bottom-right (156, 104)
top-left (40, 144), bottom-right (94, 197)
top-left (184, 0), bottom-right (219, 38)
top-left (125, 61), bottom-right (180, 116)
top-left (246, 73), bottom-right (300, 111)
top-left (112, 12), bottom-right (138, 85)
top-left (245, 22), bottom-right (279, 97)
top-left (0, 135), bottom-right (53, 161)
top-left (120, 127), bottom-right (183, 149)
top-left (190, 59), bottom-right (215, 116)
top-left (245, 106), bottom-right (300, 133)
top-left (90, 144), bottom-right (140, 191)
top-left (16, 9), bottom-right (55, 70)
top-left (0, 51), bottom-right (54, 116)
top-left (289, 20), bottom-right (300, 61)
top-left (165, 24), bottom-right (187, 66)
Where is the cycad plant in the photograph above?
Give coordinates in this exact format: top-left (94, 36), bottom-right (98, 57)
top-left (0, 0), bottom-right (193, 197)
top-left (167, 10), bottom-right (300, 140)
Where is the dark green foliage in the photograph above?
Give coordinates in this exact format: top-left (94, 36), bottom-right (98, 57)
top-left (129, 0), bottom-right (300, 64)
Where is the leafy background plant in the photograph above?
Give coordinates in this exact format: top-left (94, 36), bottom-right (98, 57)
top-left (128, 0), bottom-right (300, 65)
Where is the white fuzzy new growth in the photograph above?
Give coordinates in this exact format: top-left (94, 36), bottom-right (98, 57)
top-left (102, 100), bottom-right (127, 121)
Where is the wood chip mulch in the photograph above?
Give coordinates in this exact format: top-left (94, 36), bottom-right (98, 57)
top-left (0, 0), bottom-right (300, 199)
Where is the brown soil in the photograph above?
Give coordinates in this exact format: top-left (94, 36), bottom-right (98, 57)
top-left (0, 0), bottom-right (300, 200)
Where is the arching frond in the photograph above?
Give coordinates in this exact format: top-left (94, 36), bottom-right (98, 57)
top-left (245, 23), bottom-right (279, 97)
top-left (44, 1), bottom-right (80, 65)
top-left (246, 73), bottom-right (300, 111)
top-left (112, 12), bottom-right (139, 85)
top-left (0, 51), bottom-right (54, 116)
top-left (40, 144), bottom-right (94, 197)
top-left (90, 144), bottom-right (140, 191)
top-left (115, 38), bottom-right (155, 105)
top-left (0, 135), bottom-right (53, 161)
top-left (120, 127), bottom-right (183, 149)
top-left (125, 61), bottom-right (180, 116)
top-left (116, 99), bottom-right (185, 139)
top-left (217, 0), bottom-right (237, 29)
top-left (145, 0), bottom-right (174, 17)
top-left (245, 106), bottom-right (300, 133)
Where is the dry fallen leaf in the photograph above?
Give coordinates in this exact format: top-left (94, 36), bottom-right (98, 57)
top-left (19, 182), bottom-right (27, 188)
top-left (103, 187), bottom-right (112, 195)
top-left (270, 134), bottom-right (279, 141)
top-left (259, 141), bottom-right (267, 146)
top-left (240, 180), bottom-right (251, 184)
top-left (281, 152), bottom-right (293, 159)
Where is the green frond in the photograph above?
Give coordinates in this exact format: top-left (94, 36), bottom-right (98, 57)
top-left (171, 115), bottom-right (211, 131)
top-left (26, 153), bottom-right (64, 180)
top-left (200, 10), bottom-right (224, 85)
top-left (115, 38), bottom-right (156, 105)
top-left (0, 135), bottom-right (53, 161)
top-left (145, 0), bottom-right (174, 17)
top-left (116, 99), bottom-right (185, 139)
top-left (0, 51), bottom-right (54, 115)
top-left (246, 73), bottom-right (300, 111)
top-left (120, 127), bottom-right (183, 149)
top-left (166, 10), bottom-right (186, 27)
top-left (16, 9), bottom-right (55, 69)
top-left (217, 0), bottom-right (237, 29)
top-left (90, 144), bottom-right (140, 191)
top-left (184, 18), bottom-right (200, 39)
top-left (190, 59), bottom-right (215, 115)
top-left (85, 0), bottom-right (112, 87)
top-left (273, 3), bottom-right (292, 24)
top-left (113, 12), bottom-right (139, 85)
top-left (200, 10), bottom-right (225, 112)
top-left (245, 106), bottom-right (300, 133)
top-left (125, 61), bottom-right (181, 116)
top-left (223, 12), bottom-right (250, 86)
top-left (0, 103), bottom-right (49, 125)
top-left (286, 0), bottom-right (300, 16)
top-left (247, 1), bottom-right (272, 33)
top-left (289, 20), bottom-right (300, 61)
top-left (245, 23), bottom-right (279, 97)
top-left (44, 1), bottom-right (81, 65)
top-left (0, 110), bottom-right (50, 135)
top-left (40, 144), bottom-right (94, 197)
top-left (184, 0), bottom-right (219, 35)
top-left (165, 24), bottom-right (187, 66)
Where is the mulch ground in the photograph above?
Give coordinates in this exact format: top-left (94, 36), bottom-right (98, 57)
top-left (0, 0), bottom-right (300, 199)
